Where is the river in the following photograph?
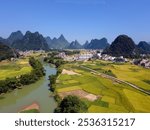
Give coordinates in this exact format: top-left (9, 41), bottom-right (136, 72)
top-left (0, 64), bottom-right (57, 113)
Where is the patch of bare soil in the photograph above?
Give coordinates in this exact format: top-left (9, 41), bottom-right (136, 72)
top-left (62, 69), bottom-right (81, 75)
top-left (58, 89), bottom-right (100, 101)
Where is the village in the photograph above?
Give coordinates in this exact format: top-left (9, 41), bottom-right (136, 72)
top-left (16, 49), bottom-right (150, 69)
top-left (57, 49), bottom-right (150, 69)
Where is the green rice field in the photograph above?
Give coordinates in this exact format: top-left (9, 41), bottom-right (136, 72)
top-left (0, 58), bottom-right (32, 80)
top-left (82, 60), bottom-right (150, 91)
top-left (55, 61), bottom-right (150, 113)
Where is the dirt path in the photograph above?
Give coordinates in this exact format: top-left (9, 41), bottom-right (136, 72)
top-left (80, 66), bottom-right (150, 95)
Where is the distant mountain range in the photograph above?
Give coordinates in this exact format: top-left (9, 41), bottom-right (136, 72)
top-left (0, 31), bottom-right (111, 50)
top-left (84, 38), bottom-right (109, 49)
top-left (12, 31), bottom-right (49, 51)
top-left (67, 40), bottom-right (83, 49)
top-left (46, 34), bottom-right (70, 49)
top-left (7, 31), bottom-right (24, 45)
top-left (103, 35), bottom-right (140, 57)
top-left (0, 31), bottom-right (150, 57)
top-left (103, 35), bottom-right (150, 57)
top-left (137, 41), bottom-right (150, 54)
top-left (0, 31), bottom-right (23, 46)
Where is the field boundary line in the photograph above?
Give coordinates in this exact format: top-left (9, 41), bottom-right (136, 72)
top-left (80, 65), bottom-right (150, 95)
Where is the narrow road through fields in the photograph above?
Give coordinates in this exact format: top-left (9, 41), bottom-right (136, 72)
top-left (80, 66), bottom-right (150, 95)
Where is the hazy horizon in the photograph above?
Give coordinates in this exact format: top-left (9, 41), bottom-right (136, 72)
top-left (0, 0), bottom-right (150, 44)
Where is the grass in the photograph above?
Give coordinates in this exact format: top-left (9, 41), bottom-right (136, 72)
top-left (55, 60), bottom-right (150, 113)
top-left (88, 104), bottom-right (128, 113)
top-left (0, 59), bottom-right (32, 80)
top-left (103, 63), bottom-right (150, 91)
top-left (63, 80), bottom-right (79, 84)
top-left (93, 99), bottom-right (109, 107)
top-left (143, 80), bottom-right (150, 85)
top-left (56, 86), bottom-right (82, 93)
top-left (88, 105), bottom-right (109, 113)
top-left (58, 74), bottom-right (72, 81)
top-left (20, 109), bottom-right (39, 113)
top-left (101, 96), bottom-right (116, 104)
top-left (123, 89), bottom-right (150, 112)
top-left (82, 60), bottom-right (150, 91)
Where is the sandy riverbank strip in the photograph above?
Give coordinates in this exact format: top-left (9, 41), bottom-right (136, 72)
top-left (18, 102), bottom-right (40, 112)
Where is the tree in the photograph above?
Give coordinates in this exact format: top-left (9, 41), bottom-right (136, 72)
top-left (49, 75), bottom-right (57, 92)
top-left (55, 95), bottom-right (88, 113)
top-left (0, 57), bottom-right (45, 94)
top-left (49, 75), bottom-right (57, 84)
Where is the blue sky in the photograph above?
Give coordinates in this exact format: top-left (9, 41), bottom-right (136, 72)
top-left (0, 0), bottom-right (150, 44)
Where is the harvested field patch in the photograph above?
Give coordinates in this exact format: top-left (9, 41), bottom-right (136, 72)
top-left (62, 69), bottom-right (81, 75)
top-left (58, 89), bottom-right (99, 101)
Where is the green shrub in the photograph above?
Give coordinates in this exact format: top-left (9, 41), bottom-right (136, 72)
top-left (55, 95), bottom-right (88, 113)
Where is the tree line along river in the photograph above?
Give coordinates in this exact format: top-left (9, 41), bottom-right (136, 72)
top-left (0, 63), bottom-right (57, 113)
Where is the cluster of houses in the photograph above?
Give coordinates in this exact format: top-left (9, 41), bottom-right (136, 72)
top-left (17, 49), bottom-right (150, 69)
top-left (96, 54), bottom-right (128, 62)
top-left (58, 50), bottom-right (97, 61)
top-left (58, 50), bottom-right (128, 63)
top-left (18, 50), bottom-right (45, 57)
top-left (133, 59), bottom-right (150, 69)
top-left (58, 50), bottom-right (150, 69)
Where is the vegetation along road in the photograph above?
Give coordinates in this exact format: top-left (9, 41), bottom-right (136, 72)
top-left (80, 66), bottom-right (150, 95)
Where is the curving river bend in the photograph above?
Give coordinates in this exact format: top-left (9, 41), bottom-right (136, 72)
top-left (0, 64), bottom-right (57, 113)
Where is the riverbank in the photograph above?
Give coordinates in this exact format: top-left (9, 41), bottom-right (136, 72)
top-left (0, 57), bottom-right (45, 94)
top-left (0, 64), bottom-right (57, 113)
